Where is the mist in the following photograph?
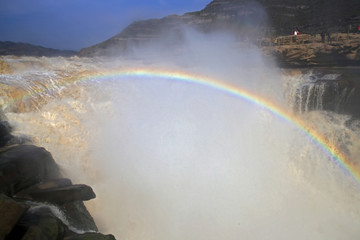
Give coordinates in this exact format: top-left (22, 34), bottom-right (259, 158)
top-left (68, 28), bottom-right (360, 239)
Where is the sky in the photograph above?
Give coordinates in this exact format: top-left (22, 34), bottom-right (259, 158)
top-left (0, 0), bottom-right (210, 51)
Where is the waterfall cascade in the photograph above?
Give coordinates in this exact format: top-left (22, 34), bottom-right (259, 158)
top-left (1, 56), bottom-right (360, 240)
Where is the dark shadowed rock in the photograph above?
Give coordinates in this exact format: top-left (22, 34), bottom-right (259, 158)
top-left (199, 0), bottom-right (360, 35)
top-left (19, 178), bottom-right (73, 190)
top-left (0, 194), bottom-right (29, 239)
top-left (15, 182), bottom-right (96, 205)
top-left (14, 178), bottom-right (72, 202)
top-left (7, 206), bottom-right (66, 240)
top-left (61, 201), bottom-right (98, 232)
top-left (0, 113), bottom-right (32, 147)
top-left (0, 121), bottom-right (13, 148)
top-left (0, 144), bottom-right (61, 196)
top-left (0, 115), bottom-right (113, 238)
top-left (64, 232), bottom-right (116, 240)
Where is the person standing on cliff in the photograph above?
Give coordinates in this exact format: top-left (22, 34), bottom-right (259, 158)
top-left (294, 28), bottom-right (300, 36)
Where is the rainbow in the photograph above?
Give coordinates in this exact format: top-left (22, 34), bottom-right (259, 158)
top-left (4, 67), bottom-right (360, 186)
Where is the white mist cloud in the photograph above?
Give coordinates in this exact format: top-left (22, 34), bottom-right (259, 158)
top-left (74, 29), bottom-right (360, 239)
top-left (86, 72), bottom-right (360, 239)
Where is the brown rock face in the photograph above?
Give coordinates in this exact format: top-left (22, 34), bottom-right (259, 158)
top-left (267, 33), bottom-right (360, 67)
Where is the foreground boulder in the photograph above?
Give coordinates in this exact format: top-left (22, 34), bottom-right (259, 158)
top-left (7, 206), bottom-right (67, 240)
top-left (0, 141), bottom-right (115, 239)
top-left (0, 120), bottom-right (13, 148)
top-left (0, 194), bottom-right (29, 239)
top-left (15, 180), bottom-right (96, 204)
top-left (61, 201), bottom-right (98, 232)
top-left (0, 144), bottom-right (61, 196)
top-left (64, 232), bottom-right (116, 240)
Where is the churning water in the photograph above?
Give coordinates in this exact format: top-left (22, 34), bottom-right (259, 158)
top-left (1, 54), bottom-right (360, 240)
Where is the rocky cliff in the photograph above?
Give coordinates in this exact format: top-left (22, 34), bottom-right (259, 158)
top-left (0, 41), bottom-right (76, 57)
top-left (78, 0), bottom-right (360, 64)
top-left (0, 115), bottom-right (115, 240)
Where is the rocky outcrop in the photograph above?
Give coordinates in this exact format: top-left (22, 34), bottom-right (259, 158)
top-left (0, 145), bottom-right (62, 196)
top-left (0, 41), bottom-right (76, 57)
top-left (64, 232), bottom-right (116, 240)
top-left (0, 116), bottom-right (116, 239)
top-left (78, 0), bottom-right (360, 61)
top-left (9, 206), bottom-right (68, 240)
top-left (14, 179), bottom-right (96, 205)
top-left (267, 33), bottom-right (360, 67)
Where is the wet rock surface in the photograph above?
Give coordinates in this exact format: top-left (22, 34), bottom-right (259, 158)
top-left (0, 114), bottom-right (115, 239)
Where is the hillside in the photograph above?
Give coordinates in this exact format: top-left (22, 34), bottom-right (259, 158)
top-left (78, 0), bottom-right (360, 66)
top-left (0, 41), bottom-right (76, 57)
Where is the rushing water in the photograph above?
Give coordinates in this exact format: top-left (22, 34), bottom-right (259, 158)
top-left (1, 56), bottom-right (360, 240)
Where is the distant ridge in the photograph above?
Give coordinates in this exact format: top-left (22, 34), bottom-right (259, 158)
top-left (78, 0), bottom-right (360, 57)
top-left (0, 41), bottom-right (76, 57)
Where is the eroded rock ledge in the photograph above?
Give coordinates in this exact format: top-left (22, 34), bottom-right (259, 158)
top-left (0, 118), bottom-right (115, 240)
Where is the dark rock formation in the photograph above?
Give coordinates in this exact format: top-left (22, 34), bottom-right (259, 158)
top-left (268, 33), bottom-right (360, 67)
top-left (0, 41), bottom-right (76, 57)
top-left (61, 201), bottom-right (98, 232)
top-left (0, 145), bottom-right (61, 196)
top-left (0, 112), bottom-right (116, 239)
top-left (64, 232), bottom-right (116, 240)
top-left (15, 180), bottom-right (96, 205)
top-left (0, 121), bottom-right (13, 148)
top-left (8, 206), bottom-right (67, 240)
top-left (0, 194), bottom-right (29, 239)
top-left (78, 0), bottom-right (360, 61)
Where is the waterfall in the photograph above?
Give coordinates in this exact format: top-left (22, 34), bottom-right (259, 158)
top-left (284, 70), bottom-right (356, 114)
top-left (1, 56), bottom-right (360, 240)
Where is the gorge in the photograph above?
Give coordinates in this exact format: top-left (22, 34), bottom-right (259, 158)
top-left (1, 0), bottom-right (360, 240)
